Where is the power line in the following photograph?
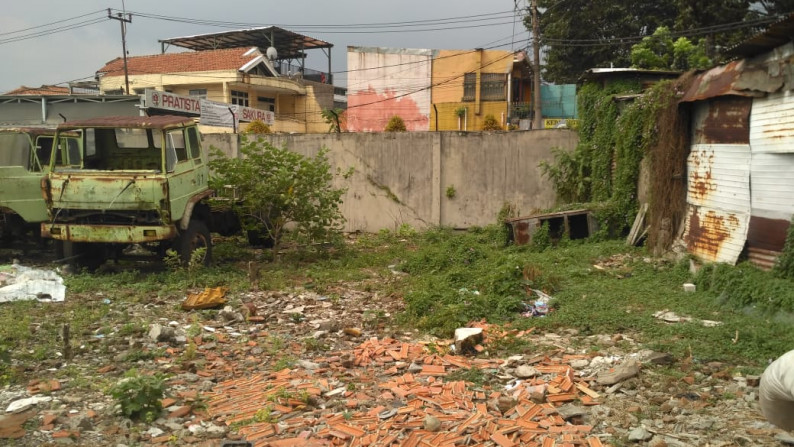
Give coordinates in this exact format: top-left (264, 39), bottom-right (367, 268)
top-left (113, 9), bottom-right (518, 31)
top-left (0, 9), bottom-right (106, 37)
top-left (0, 17), bottom-right (107, 45)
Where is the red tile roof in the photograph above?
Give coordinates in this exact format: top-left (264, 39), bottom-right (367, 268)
top-left (97, 47), bottom-right (259, 77)
top-left (4, 85), bottom-right (71, 95)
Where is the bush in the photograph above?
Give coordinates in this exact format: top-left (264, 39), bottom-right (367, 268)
top-left (209, 137), bottom-right (348, 252)
top-left (384, 116), bottom-right (407, 132)
top-left (109, 370), bottom-right (165, 421)
top-left (482, 115), bottom-right (503, 131)
top-left (245, 119), bottom-right (272, 134)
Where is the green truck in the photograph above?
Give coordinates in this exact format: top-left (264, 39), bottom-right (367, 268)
top-left (0, 127), bottom-right (80, 243)
top-left (40, 116), bottom-right (238, 268)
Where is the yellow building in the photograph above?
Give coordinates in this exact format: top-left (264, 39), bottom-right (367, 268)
top-left (96, 27), bottom-right (336, 133)
top-left (430, 49), bottom-right (533, 131)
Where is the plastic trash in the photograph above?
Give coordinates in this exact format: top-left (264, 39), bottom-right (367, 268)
top-left (0, 264), bottom-right (65, 303)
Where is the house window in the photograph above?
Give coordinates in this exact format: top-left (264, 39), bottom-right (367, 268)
top-left (189, 89), bottom-right (207, 99)
top-left (462, 73), bottom-right (476, 102)
top-left (231, 90), bottom-right (249, 107)
top-left (481, 73), bottom-right (507, 101)
top-left (257, 96), bottom-right (275, 112)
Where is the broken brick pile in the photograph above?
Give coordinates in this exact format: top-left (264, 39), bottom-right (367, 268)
top-left (207, 335), bottom-right (608, 447)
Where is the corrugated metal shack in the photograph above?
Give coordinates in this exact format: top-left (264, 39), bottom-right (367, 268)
top-left (678, 15), bottom-right (794, 269)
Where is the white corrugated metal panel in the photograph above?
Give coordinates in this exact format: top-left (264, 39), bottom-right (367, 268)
top-left (682, 143), bottom-right (751, 264)
top-left (750, 152), bottom-right (794, 220)
top-left (686, 144), bottom-right (751, 212)
top-left (681, 205), bottom-right (750, 264)
top-left (750, 90), bottom-right (794, 153)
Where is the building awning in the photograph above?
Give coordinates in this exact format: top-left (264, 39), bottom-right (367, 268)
top-left (159, 27), bottom-right (332, 61)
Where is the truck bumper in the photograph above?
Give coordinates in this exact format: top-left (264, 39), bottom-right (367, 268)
top-left (41, 223), bottom-right (178, 243)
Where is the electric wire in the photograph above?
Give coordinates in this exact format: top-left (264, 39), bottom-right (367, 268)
top-left (0, 17), bottom-right (107, 45)
top-left (0, 9), bottom-right (106, 36)
top-left (112, 9), bottom-right (519, 30)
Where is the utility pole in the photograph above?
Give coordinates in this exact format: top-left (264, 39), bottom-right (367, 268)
top-left (108, 8), bottom-right (132, 94)
top-left (531, 0), bottom-right (543, 130)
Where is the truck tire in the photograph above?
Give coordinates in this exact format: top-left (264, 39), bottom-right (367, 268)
top-left (178, 220), bottom-right (212, 266)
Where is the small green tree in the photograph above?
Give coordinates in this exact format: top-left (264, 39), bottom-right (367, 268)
top-left (482, 114), bottom-right (503, 131)
top-left (321, 108), bottom-right (344, 133)
top-left (384, 116), bottom-right (407, 132)
top-left (209, 137), bottom-right (348, 253)
top-left (630, 26), bottom-right (711, 71)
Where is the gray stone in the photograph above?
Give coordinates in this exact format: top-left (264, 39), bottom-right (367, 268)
top-left (188, 424), bottom-right (207, 436)
top-left (597, 360), bottom-right (641, 385)
top-left (312, 330), bottom-right (328, 339)
top-left (627, 426), bottom-right (652, 442)
top-left (644, 352), bottom-right (673, 365)
top-left (297, 360), bottom-right (320, 370)
top-left (776, 432), bottom-right (794, 445)
top-left (148, 324), bottom-right (175, 343)
top-left (219, 306), bottom-right (244, 323)
top-left (408, 363), bottom-right (423, 374)
top-left (206, 424), bottom-right (227, 438)
top-left (423, 415), bottom-right (441, 432)
top-left (145, 427), bottom-right (164, 438)
top-left (570, 359), bottom-right (590, 369)
top-left (514, 365), bottom-right (539, 379)
top-left (556, 404), bottom-right (587, 421)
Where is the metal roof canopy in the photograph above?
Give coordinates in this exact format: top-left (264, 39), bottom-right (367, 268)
top-left (159, 27), bottom-right (333, 77)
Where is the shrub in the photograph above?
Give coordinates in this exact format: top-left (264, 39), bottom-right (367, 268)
top-left (384, 116), bottom-right (407, 132)
top-left (209, 137), bottom-right (349, 253)
top-left (482, 115), bottom-right (502, 131)
top-left (108, 370), bottom-right (166, 421)
top-left (245, 120), bottom-right (272, 134)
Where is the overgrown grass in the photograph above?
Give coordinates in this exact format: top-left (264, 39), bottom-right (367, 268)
top-left (2, 225), bottom-right (792, 388)
top-left (395, 226), bottom-right (794, 367)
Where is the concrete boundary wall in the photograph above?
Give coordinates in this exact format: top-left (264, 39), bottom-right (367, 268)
top-left (204, 130), bottom-right (578, 232)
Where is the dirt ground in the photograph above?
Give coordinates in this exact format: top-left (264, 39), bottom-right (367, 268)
top-left (0, 239), bottom-right (790, 447)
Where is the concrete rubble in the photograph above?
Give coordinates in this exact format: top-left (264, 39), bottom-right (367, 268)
top-left (0, 286), bottom-right (786, 446)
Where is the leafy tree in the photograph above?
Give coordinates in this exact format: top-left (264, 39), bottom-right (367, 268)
top-left (321, 108), bottom-right (344, 133)
top-left (754, 0), bottom-right (794, 16)
top-left (384, 115), bottom-right (407, 132)
top-left (534, 0), bottom-right (677, 83)
top-left (630, 26), bottom-right (711, 70)
top-left (532, 0), bottom-right (778, 83)
top-left (208, 137), bottom-right (348, 253)
top-left (673, 0), bottom-right (751, 58)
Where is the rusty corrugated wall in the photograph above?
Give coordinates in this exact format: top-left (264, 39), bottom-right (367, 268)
top-left (681, 98), bottom-right (753, 264)
top-left (682, 143), bottom-right (752, 264)
top-left (747, 89), bottom-right (794, 268)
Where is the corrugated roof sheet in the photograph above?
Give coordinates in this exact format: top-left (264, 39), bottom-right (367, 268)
top-left (58, 115), bottom-right (194, 130)
top-left (159, 27), bottom-right (332, 61)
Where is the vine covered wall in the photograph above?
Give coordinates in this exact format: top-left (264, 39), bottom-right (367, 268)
top-left (542, 76), bottom-right (692, 244)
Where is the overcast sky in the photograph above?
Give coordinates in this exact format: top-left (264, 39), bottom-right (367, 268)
top-left (0, 0), bottom-right (529, 93)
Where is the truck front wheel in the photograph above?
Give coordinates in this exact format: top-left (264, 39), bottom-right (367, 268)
top-left (178, 220), bottom-right (212, 266)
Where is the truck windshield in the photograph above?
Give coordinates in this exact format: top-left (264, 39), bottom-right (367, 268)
top-left (0, 133), bottom-right (32, 169)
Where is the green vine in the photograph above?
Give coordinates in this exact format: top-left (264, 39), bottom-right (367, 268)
top-left (774, 218), bottom-right (794, 279)
top-left (541, 79), bottom-right (678, 237)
